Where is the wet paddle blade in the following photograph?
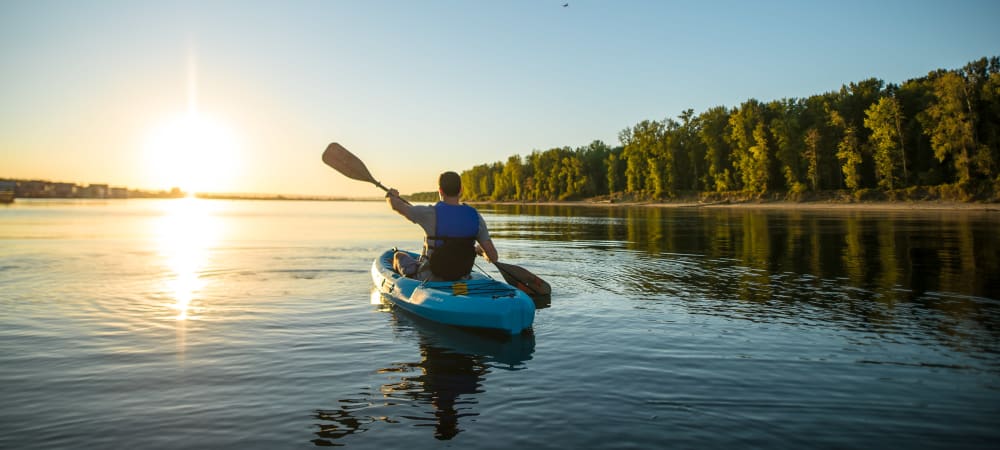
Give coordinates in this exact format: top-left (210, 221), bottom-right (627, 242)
top-left (495, 261), bottom-right (551, 298)
top-left (322, 142), bottom-right (378, 185)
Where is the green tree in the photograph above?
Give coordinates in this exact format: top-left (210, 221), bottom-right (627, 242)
top-left (577, 140), bottom-right (612, 197)
top-left (457, 56), bottom-right (998, 201)
top-left (492, 159), bottom-right (517, 200)
top-left (802, 93), bottom-right (842, 190)
top-left (618, 126), bottom-right (640, 194)
top-left (512, 155), bottom-right (527, 200)
top-left (923, 71), bottom-right (977, 185)
top-left (962, 57), bottom-right (1000, 180)
top-left (979, 70), bottom-right (1000, 179)
top-left (659, 118), bottom-right (679, 197)
top-left (897, 77), bottom-right (943, 185)
top-left (525, 151), bottom-right (552, 200)
top-left (460, 163), bottom-right (496, 200)
top-left (831, 110), bottom-right (864, 190)
top-left (558, 155), bottom-right (588, 199)
top-left (769, 98), bottom-right (806, 192)
top-left (699, 106), bottom-right (733, 192)
top-left (674, 109), bottom-right (705, 192)
top-left (803, 127), bottom-right (822, 191)
top-left (728, 99), bottom-right (769, 192)
top-left (604, 146), bottom-right (626, 195)
top-left (620, 120), bottom-right (667, 197)
top-left (864, 96), bottom-right (908, 190)
top-left (832, 78), bottom-right (884, 189)
top-left (748, 123), bottom-right (772, 193)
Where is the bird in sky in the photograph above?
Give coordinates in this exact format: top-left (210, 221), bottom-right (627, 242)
top-left (562, 3), bottom-right (569, 7)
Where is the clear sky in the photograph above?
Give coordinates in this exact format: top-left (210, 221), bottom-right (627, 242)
top-left (2, 0), bottom-right (998, 197)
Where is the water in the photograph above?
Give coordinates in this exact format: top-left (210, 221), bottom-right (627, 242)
top-left (1, 199), bottom-right (998, 449)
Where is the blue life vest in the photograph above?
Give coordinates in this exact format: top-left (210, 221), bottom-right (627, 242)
top-left (427, 202), bottom-right (479, 280)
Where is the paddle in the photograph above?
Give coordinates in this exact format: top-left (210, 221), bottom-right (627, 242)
top-left (494, 261), bottom-right (551, 299)
top-left (322, 142), bottom-right (550, 298)
top-left (323, 142), bottom-right (391, 194)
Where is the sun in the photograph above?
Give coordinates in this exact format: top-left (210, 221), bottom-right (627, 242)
top-left (144, 111), bottom-right (240, 194)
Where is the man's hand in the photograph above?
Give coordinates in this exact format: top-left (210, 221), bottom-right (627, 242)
top-left (476, 240), bottom-right (498, 263)
top-left (385, 188), bottom-right (411, 218)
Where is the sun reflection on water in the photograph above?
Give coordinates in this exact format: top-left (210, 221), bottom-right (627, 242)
top-left (154, 197), bottom-right (222, 321)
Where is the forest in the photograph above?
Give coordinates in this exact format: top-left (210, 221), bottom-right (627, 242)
top-left (454, 57), bottom-right (1000, 203)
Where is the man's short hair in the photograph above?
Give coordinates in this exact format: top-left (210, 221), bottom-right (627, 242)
top-left (439, 171), bottom-right (462, 196)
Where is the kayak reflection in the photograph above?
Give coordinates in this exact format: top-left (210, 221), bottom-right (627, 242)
top-left (312, 291), bottom-right (535, 445)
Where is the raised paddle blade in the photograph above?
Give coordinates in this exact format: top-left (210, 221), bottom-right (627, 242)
top-left (322, 142), bottom-right (409, 203)
top-left (495, 261), bottom-right (551, 298)
top-left (322, 142), bottom-right (379, 186)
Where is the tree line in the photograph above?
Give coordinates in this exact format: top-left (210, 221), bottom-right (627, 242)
top-left (457, 56), bottom-right (1000, 202)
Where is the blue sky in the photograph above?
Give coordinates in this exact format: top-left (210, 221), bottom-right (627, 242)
top-left (2, 0), bottom-right (998, 196)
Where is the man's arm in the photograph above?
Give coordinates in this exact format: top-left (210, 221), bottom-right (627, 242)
top-left (476, 239), bottom-right (499, 263)
top-left (474, 212), bottom-right (498, 262)
top-left (385, 189), bottom-right (412, 219)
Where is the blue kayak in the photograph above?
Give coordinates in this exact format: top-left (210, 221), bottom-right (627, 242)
top-left (371, 249), bottom-right (535, 335)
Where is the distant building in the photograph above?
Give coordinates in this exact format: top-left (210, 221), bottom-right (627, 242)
top-left (53, 182), bottom-right (76, 197)
top-left (82, 184), bottom-right (109, 198)
top-left (4, 178), bottom-right (181, 199)
top-left (17, 180), bottom-right (48, 197)
top-left (0, 180), bottom-right (14, 203)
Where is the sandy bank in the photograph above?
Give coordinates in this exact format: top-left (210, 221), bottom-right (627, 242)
top-left (469, 199), bottom-right (1000, 212)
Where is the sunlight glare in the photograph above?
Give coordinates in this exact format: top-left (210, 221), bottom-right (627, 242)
top-left (154, 197), bottom-right (222, 320)
top-left (144, 112), bottom-right (240, 194)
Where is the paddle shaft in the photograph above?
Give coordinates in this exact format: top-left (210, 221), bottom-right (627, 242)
top-left (371, 180), bottom-right (413, 206)
top-left (373, 179), bottom-right (412, 206)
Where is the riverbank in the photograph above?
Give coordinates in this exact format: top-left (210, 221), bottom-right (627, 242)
top-left (467, 186), bottom-right (1000, 211)
top-left (469, 198), bottom-right (1000, 212)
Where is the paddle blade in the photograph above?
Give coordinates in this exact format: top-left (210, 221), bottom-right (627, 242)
top-left (495, 261), bottom-right (551, 298)
top-left (322, 142), bottom-right (377, 184)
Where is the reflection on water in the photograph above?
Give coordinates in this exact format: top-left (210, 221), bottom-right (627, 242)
top-left (481, 204), bottom-right (1000, 354)
top-left (313, 291), bottom-right (534, 446)
top-left (484, 204), bottom-right (1000, 299)
top-left (153, 198), bottom-right (222, 320)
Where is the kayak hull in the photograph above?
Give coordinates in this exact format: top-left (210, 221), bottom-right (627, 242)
top-left (371, 249), bottom-right (535, 335)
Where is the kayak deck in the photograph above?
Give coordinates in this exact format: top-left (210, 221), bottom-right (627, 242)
top-left (371, 249), bottom-right (535, 335)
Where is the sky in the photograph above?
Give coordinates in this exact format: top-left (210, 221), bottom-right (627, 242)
top-left (2, 0), bottom-right (998, 197)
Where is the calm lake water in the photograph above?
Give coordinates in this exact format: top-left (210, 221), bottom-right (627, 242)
top-left (1, 199), bottom-right (998, 449)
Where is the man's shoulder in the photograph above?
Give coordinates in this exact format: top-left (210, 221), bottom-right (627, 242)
top-left (408, 204), bottom-right (435, 222)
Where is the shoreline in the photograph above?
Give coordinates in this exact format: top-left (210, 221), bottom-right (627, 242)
top-left (468, 199), bottom-right (1000, 212)
top-left (6, 195), bottom-right (997, 212)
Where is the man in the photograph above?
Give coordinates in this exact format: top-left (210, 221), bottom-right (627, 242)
top-left (385, 171), bottom-right (498, 281)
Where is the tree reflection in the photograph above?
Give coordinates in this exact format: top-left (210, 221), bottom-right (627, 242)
top-left (478, 204), bottom-right (1000, 350)
top-left (480, 204), bottom-right (999, 299)
top-left (312, 297), bottom-right (535, 446)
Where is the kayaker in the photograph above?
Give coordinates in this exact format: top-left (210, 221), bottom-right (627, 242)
top-left (385, 171), bottom-right (498, 281)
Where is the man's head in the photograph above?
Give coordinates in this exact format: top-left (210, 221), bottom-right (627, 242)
top-left (438, 171), bottom-right (462, 197)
